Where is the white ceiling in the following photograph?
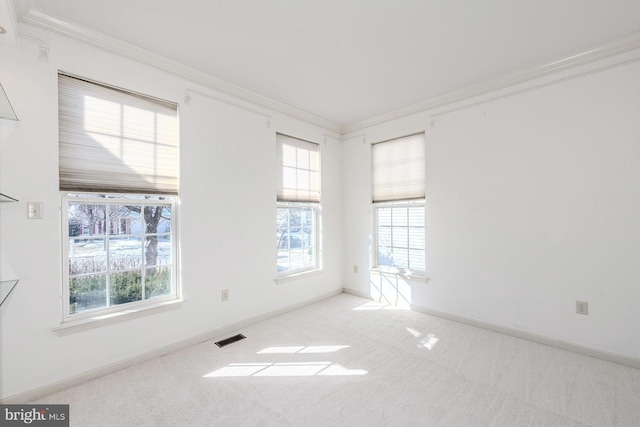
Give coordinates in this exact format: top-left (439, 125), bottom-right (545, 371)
top-left (7, 0), bottom-right (640, 128)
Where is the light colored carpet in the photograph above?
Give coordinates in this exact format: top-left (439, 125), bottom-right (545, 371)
top-left (35, 293), bottom-right (640, 426)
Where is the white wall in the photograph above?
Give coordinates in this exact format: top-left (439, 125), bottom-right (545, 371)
top-left (342, 52), bottom-right (640, 360)
top-left (0, 33), bottom-right (342, 400)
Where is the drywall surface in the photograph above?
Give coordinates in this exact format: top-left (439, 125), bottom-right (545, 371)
top-left (0, 34), bottom-right (342, 399)
top-left (342, 52), bottom-right (640, 360)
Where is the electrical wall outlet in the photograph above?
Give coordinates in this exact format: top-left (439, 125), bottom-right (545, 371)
top-left (353, 265), bottom-right (358, 274)
top-left (221, 289), bottom-right (229, 302)
top-left (576, 300), bottom-right (588, 315)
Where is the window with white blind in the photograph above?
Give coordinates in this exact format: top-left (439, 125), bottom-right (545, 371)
top-left (276, 133), bottom-right (321, 276)
top-left (372, 133), bottom-right (426, 275)
top-left (58, 73), bottom-right (179, 319)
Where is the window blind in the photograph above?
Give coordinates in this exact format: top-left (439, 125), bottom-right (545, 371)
top-left (372, 133), bottom-right (425, 202)
top-left (58, 73), bottom-right (179, 195)
top-left (277, 133), bottom-right (320, 203)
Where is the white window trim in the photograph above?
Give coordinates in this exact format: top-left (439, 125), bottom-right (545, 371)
top-left (61, 193), bottom-right (181, 325)
top-left (53, 298), bottom-right (185, 335)
top-left (276, 201), bottom-right (322, 278)
top-left (275, 267), bottom-right (323, 284)
top-left (371, 199), bottom-right (427, 279)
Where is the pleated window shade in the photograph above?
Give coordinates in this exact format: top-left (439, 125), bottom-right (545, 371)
top-left (58, 73), bottom-right (179, 195)
top-left (277, 133), bottom-right (320, 203)
top-left (372, 133), bottom-right (425, 202)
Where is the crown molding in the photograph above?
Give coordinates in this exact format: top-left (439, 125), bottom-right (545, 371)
top-left (343, 31), bottom-right (640, 135)
top-left (17, 8), bottom-right (344, 134)
top-left (14, 8), bottom-right (640, 138)
top-left (0, 0), bottom-right (19, 46)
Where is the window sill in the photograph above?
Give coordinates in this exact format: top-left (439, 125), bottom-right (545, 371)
top-left (275, 268), bottom-right (322, 284)
top-left (53, 298), bottom-right (185, 335)
top-left (370, 268), bottom-right (430, 283)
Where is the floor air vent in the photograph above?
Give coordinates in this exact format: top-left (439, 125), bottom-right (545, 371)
top-left (215, 334), bottom-right (246, 348)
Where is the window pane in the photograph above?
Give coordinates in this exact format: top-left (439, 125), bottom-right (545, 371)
top-left (392, 248), bottom-right (409, 269)
top-left (143, 205), bottom-right (170, 233)
top-left (378, 244), bottom-right (392, 267)
top-left (109, 271), bottom-right (142, 305)
top-left (69, 274), bottom-right (106, 313)
top-left (392, 228), bottom-right (408, 248)
top-left (69, 238), bottom-right (107, 275)
top-left (155, 234), bottom-right (172, 266)
top-left (156, 206), bottom-right (172, 233)
top-left (68, 203), bottom-right (106, 237)
top-left (408, 227), bottom-right (424, 249)
top-left (277, 249), bottom-right (290, 272)
top-left (378, 207), bottom-right (392, 226)
top-left (408, 206), bottom-right (424, 223)
top-left (145, 266), bottom-right (171, 299)
top-left (409, 249), bottom-right (426, 272)
top-left (392, 208), bottom-right (408, 226)
top-left (143, 205), bottom-right (171, 267)
top-left (107, 205), bottom-right (142, 235)
top-left (122, 206), bottom-right (143, 234)
top-left (109, 236), bottom-right (143, 270)
top-left (378, 226), bottom-right (391, 244)
top-left (276, 204), bottom-right (317, 274)
top-left (289, 248), bottom-right (306, 271)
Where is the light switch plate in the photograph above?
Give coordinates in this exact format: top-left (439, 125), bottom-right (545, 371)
top-left (27, 202), bottom-right (43, 219)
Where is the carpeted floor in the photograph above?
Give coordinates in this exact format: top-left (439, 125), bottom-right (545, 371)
top-left (35, 293), bottom-right (640, 426)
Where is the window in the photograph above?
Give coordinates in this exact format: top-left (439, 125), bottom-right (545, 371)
top-left (64, 194), bottom-right (176, 314)
top-left (276, 133), bottom-right (321, 275)
top-left (58, 73), bottom-right (179, 318)
top-left (372, 133), bottom-right (425, 275)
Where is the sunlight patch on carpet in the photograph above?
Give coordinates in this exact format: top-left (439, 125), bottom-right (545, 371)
top-left (257, 345), bottom-right (350, 354)
top-left (203, 361), bottom-right (368, 377)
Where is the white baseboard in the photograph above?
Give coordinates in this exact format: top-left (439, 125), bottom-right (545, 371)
top-left (342, 287), bottom-right (374, 300)
top-left (410, 303), bottom-right (640, 370)
top-left (1, 288), bottom-right (343, 404)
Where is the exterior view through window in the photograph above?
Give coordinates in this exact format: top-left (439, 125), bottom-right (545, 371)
top-left (65, 195), bottom-right (175, 314)
top-left (277, 204), bottom-right (317, 273)
top-left (376, 201), bottom-right (425, 273)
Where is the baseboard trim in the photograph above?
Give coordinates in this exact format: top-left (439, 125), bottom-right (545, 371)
top-left (1, 288), bottom-right (343, 404)
top-left (342, 287), bottom-right (374, 300)
top-left (410, 303), bottom-right (640, 370)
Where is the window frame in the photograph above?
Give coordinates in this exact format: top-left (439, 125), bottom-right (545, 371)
top-left (371, 132), bottom-right (426, 279)
top-left (57, 73), bottom-right (181, 326)
top-left (372, 199), bottom-right (426, 277)
top-left (61, 193), bottom-right (180, 322)
top-left (275, 133), bottom-right (322, 279)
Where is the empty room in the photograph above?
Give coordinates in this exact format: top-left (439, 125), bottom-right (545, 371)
top-left (1, 0), bottom-right (640, 425)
